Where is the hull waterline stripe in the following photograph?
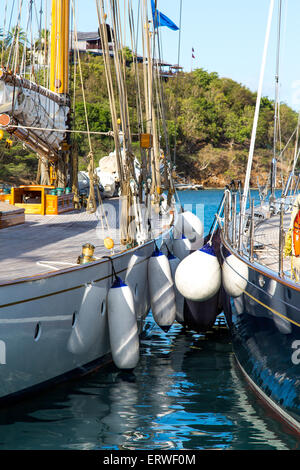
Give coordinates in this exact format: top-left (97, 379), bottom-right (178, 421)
top-left (242, 289), bottom-right (300, 328)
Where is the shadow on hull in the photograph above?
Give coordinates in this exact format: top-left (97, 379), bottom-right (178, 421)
top-left (182, 290), bottom-right (223, 333)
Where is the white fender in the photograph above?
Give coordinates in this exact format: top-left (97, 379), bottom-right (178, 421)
top-left (168, 252), bottom-right (184, 323)
top-left (125, 253), bottom-right (150, 323)
top-left (67, 283), bottom-right (105, 355)
top-left (148, 248), bottom-right (176, 331)
top-left (222, 254), bottom-right (248, 298)
top-left (268, 279), bottom-right (291, 334)
top-left (107, 277), bottom-right (139, 369)
top-left (174, 211), bottom-right (204, 243)
top-left (172, 235), bottom-right (192, 260)
top-left (175, 244), bottom-right (221, 302)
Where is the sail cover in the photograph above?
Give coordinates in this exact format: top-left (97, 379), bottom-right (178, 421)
top-left (0, 71), bottom-right (69, 158)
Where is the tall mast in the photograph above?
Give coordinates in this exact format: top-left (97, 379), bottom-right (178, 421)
top-left (271, 0), bottom-right (282, 200)
top-left (241, 0), bottom-right (274, 221)
top-left (50, 0), bottom-right (70, 95)
top-left (49, 0), bottom-right (71, 190)
top-left (143, 0), bottom-right (161, 202)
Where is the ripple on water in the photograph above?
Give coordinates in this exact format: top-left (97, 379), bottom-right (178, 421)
top-left (0, 191), bottom-right (298, 450)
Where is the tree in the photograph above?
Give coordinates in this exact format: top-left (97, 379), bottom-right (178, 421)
top-left (224, 110), bottom-right (253, 145)
top-left (4, 25), bottom-right (27, 48)
top-left (34, 29), bottom-right (50, 62)
top-left (193, 68), bottom-right (219, 91)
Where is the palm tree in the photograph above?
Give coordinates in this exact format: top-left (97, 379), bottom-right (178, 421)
top-left (5, 25), bottom-right (27, 48)
top-left (4, 26), bottom-right (28, 72)
top-left (34, 29), bottom-right (50, 49)
top-left (34, 29), bottom-right (50, 63)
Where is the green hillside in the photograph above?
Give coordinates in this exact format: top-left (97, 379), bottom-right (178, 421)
top-left (0, 54), bottom-right (297, 188)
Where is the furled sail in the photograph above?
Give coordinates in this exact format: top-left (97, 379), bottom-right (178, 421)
top-left (0, 69), bottom-right (69, 161)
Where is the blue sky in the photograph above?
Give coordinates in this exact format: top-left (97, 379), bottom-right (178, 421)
top-left (73, 0), bottom-right (300, 111)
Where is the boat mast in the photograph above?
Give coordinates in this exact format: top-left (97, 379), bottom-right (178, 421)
top-left (143, 0), bottom-right (161, 205)
top-left (49, 0), bottom-right (71, 189)
top-left (241, 0), bottom-right (274, 221)
top-left (271, 0), bottom-right (282, 202)
top-left (50, 0), bottom-right (70, 95)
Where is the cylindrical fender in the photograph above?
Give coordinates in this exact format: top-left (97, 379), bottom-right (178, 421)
top-left (107, 277), bottom-right (139, 369)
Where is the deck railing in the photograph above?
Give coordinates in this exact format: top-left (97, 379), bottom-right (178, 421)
top-left (217, 179), bottom-right (298, 281)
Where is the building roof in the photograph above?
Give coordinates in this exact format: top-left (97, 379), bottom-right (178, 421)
top-left (76, 32), bottom-right (100, 41)
top-left (75, 26), bottom-right (114, 43)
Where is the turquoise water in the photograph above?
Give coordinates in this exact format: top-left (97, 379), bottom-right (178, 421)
top-left (0, 190), bottom-right (299, 451)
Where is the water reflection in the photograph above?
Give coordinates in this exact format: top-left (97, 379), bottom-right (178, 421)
top-left (0, 314), bottom-right (297, 450)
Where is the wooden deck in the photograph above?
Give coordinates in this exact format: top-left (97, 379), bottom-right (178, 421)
top-left (0, 198), bottom-right (168, 282)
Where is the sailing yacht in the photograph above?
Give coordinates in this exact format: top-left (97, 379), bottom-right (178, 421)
top-left (0, 0), bottom-right (187, 402)
top-left (191, 0), bottom-right (300, 433)
top-left (171, 0), bottom-right (300, 433)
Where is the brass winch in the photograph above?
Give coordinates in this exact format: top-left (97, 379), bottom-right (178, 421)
top-left (77, 243), bottom-right (96, 264)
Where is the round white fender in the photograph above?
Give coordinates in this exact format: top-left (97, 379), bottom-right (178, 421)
top-left (148, 248), bottom-right (176, 331)
top-left (222, 253), bottom-right (248, 298)
top-left (168, 252), bottom-right (184, 323)
top-left (175, 244), bottom-right (221, 302)
top-left (174, 211), bottom-right (204, 243)
top-left (172, 235), bottom-right (192, 260)
top-left (107, 276), bottom-right (139, 369)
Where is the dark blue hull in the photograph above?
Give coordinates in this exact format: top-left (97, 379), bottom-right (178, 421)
top-left (221, 244), bottom-right (300, 434)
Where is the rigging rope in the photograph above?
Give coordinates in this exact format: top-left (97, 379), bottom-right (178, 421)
top-left (6, 123), bottom-right (121, 136)
top-left (128, 0), bottom-right (149, 199)
top-left (1, 0), bottom-right (8, 67)
top-left (173, 0), bottom-right (182, 166)
top-left (96, 0), bottom-right (125, 185)
top-left (71, 0), bottom-right (102, 216)
top-left (241, 0), bottom-right (274, 220)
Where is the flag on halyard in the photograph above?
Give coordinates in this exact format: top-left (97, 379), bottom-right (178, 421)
top-left (151, 0), bottom-right (179, 31)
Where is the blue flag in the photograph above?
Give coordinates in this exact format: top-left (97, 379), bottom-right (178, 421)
top-left (151, 0), bottom-right (179, 31)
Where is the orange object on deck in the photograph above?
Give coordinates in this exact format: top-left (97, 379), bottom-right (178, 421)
top-left (293, 209), bottom-right (300, 257)
top-left (3, 185), bottom-right (74, 215)
top-left (0, 193), bottom-right (12, 204)
top-left (45, 192), bottom-right (74, 215)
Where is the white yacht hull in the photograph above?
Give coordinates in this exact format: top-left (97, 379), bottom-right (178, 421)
top-left (0, 238), bottom-right (159, 402)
